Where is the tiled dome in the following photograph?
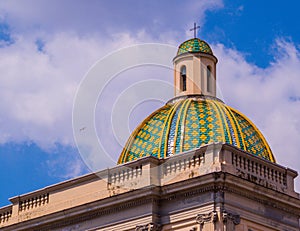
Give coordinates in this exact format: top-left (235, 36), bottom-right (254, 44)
top-left (177, 38), bottom-right (213, 55)
top-left (118, 96), bottom-right (275, 164)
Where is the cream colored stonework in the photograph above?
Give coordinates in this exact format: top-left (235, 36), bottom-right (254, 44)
top-left (173, 52), bottom-right (217, 97)
top-left (0, 144), bottom-right (299, 231)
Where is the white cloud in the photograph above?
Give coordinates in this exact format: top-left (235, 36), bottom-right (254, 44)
top-left (0, 0), bottom-right (223, 40)
top-left (0, 1), bottom-right (224, 180)
top-left (1, 37), bottom-right (299, 163)
top-left (0, 31), bottom-right (151, 148)
top-left (0, 0), bottom-right (224, 150)
top-left (0, 0), bottom-right (299, 193)
top-left (0, 0), bottom-right (222, 180)
top-left (45, 146), bottom-right (89, 179)
top-left (213, 39), bottom-right (300, 191)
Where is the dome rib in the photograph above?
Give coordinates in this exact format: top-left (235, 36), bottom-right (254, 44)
top-left (176, 99), bottom-right (191, 154)
top-left (211, 100), bottom-right (231, 144)
top-left (166, 102), bottom-right (181, 156)
top-left (158, 100), bottom-right (181, 158)
top-left (210, 100), bottom-right (226, 143)
top-left (223, 106), bottom-right (246, 150)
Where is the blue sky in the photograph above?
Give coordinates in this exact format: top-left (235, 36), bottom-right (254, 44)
top-left (1, 0), bottom-right (300, 207)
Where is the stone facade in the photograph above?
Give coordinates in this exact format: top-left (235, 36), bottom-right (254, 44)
top-left (0, 144), bottom-right (299, 230)
top-left (173, 52), bottom-right (217, 97)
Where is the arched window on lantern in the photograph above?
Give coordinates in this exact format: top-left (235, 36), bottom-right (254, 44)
top-left (207, 65), bottom-right (212, 92)
top-left (180, 66), bottom-right (187, 92)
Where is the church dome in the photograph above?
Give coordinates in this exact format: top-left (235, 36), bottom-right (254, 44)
top-left (118, 96), bottom-right (275, 164)
top-left (177, 38), bottom-right (213, 55)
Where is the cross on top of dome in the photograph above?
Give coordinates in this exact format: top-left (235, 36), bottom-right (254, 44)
top-left (190, 22), bottom-right (200, 38)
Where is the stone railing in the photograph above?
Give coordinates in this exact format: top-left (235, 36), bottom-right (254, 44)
top-left (0, 206), bottom-right (12, 224)
top-left (0, 144), bottom-right (298, 229)
top-left (231, 151), bottom-right (288, 192)
top-left (19, 193), bottom-right (49, 211)
top-left (163, 151), bottom-right (205, 176)
top-left (108, 164), bottom-right (143, 184)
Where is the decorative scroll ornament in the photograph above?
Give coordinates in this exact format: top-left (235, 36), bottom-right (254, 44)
top-left (222, 210), bottom-right (240, 225)
top-left (196, 211), bottom-right (218, 225)
top-left (135, 222), bottom-right (161, 231)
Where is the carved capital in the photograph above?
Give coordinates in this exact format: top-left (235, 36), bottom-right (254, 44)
top-left (135, 222), bottom-right (161, 231)
top-left (196, 211), bottom-right (218, 225)
top-left (222, 211), bottom-right (240, 225)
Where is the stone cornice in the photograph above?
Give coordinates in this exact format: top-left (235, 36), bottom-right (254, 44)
top-left (223, 173), bottom-right (300, 214)
top-left (1, 144), bottom-right (299, 230)
top-left (9, 157), bottom-right (161, 205)
top-left (9, 172), bottom-right (100, 204)
top-left (173, 51), bottom-right (218, 64)
top-left (2, 186), bottom-right (161, 231)
top-left (7, 144), bottom-right (298, 206)
top-left (2, 171), bottom-right (300, 230)
top-left (159, 171), bottom-right (300, 215)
